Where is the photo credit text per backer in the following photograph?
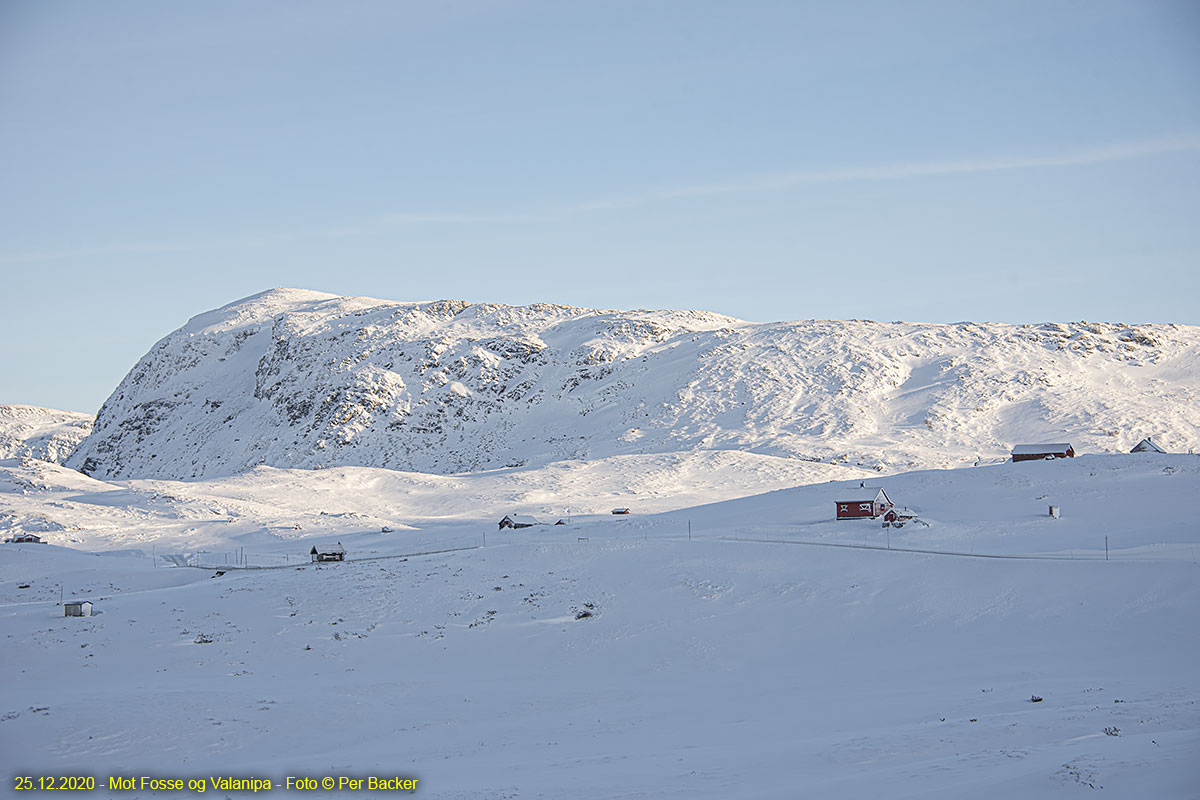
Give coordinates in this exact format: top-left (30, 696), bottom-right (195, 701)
top-left (15, 774), bottom-right (419, 793)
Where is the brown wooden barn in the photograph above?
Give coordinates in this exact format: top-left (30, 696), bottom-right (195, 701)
top-left (1011, 443), bottom-right (1075, 462)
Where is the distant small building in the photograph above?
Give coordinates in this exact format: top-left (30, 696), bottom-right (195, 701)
top-left (8, 533), bottom-right (42, 544)
top-left (499, 515), bottom-right (540, 530)
top-left (1012, 443), bottom-right (1075, 462)
top-left (1130, 438), bottom-right (1166, 454)
top-left (64, 601), bottom-right (93, 617)
top-left (310, 543), bottom-right (345, 563)
top-left (611, 508), bottom-right (631, 515)
top-left (836, 488), bottom-right (893, 520)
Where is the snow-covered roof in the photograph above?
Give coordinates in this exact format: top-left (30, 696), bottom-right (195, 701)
top-left (1130, 438), bottom-right (1166, 453)
top-left (1012, 444), bottom-right (1072, 454)
top-left (506, 515), bottom-right (540, 525)
top-left (836, 487), bottom-right (891, 503)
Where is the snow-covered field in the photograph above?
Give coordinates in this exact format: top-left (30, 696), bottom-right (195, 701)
top-left (0, 450), bottom-right (874, 553)
top-left (3, 290), bottom-right (1198, 797)
top-left (3, 452), bottom-right (1197, 798)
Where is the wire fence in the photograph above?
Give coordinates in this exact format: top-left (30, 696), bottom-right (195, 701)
top-left (165, 544), bottom-right (483, 571)
top-left (154, 520), bottom-right (1198, 570)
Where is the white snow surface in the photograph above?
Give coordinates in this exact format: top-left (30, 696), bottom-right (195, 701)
top-left (2, 452), bottom-right (1198, 797)
top-left (4, 289), bottom-right (1199, 796)
top-left (0, 405), bottom-right (93, 464)
top-left (0, 449), bottom-right (870, 551)
top-left (64, 288), bottom-right (1200, 480)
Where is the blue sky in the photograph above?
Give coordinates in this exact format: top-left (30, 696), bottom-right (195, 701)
top-left (2, 0), bottom-right (1198, 412)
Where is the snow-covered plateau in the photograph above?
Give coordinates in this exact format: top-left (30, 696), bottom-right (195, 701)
top-left (0, 405), bottom-right (92, 465)
top-left (2, 289), bottom-right (1198, 798)
top-left (63, 288), bottom-right (1200, 479)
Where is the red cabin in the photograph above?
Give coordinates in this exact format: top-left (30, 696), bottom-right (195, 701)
top-left (1011, 443), bottom-right (1075, 462)
top-left (835, 487), bottom-right (893, 520)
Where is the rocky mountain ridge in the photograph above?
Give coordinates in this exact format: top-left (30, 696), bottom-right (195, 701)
top-left (58, 288), bottom-right (1199, 480)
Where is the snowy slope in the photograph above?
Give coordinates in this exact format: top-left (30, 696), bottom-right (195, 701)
top-left (0, 451), bottom-right (873, 552)
top-left (67, 289), bottom-right (1200, 480)
top-left (3, 453), bottom-right (1197, 798)
top-left (0, 405), bottom-right (92, 464)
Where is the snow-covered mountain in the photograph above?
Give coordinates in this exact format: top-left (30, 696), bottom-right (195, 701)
top-left (66, 288), bottom-right (1199, 480)
top-left (0, 404), bottom-right (93, 463)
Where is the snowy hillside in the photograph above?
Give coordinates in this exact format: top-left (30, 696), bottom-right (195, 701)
top-left (3, 453), bottom-right (1198, 798)
top-left (67, 288), bottom-right (1200, 480)
top-left (0, 405), bottom-right (92, 464)
top-left (0, 451), bottom-right (872, 552)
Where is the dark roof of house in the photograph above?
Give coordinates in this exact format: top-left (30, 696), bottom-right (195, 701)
top-left (1012, 443), bottom-right (1072, 454)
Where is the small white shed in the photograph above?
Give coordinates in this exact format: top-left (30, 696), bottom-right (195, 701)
top-left (64, 601), bottom-right (93, 617)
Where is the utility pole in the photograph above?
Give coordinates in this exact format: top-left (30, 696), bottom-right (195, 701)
top-left (688, 520), bottom-right (692, 541)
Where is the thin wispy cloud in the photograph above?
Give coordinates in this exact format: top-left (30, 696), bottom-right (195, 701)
top-left (647, 133), bottom-right (1200, 202)
top-left (380, 211), bottom-right (547, 225)
top-left (3, 134), bottom-right (1197, 265)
